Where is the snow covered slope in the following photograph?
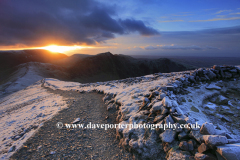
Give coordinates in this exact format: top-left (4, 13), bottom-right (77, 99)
top-left (0, 81), bottom-right (67, 160)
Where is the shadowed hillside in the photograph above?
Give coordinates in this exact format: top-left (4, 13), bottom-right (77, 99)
top-left (69, 52), bottom-right (193, 83)
top-left (0, 49), bottom-right (68, 85)
top-left (0, 49), bottom-right (67, 70)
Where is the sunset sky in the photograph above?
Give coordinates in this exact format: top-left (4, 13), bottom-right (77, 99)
top-left (0, 0), bottom-right (240, 56)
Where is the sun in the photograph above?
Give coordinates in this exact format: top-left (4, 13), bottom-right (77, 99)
top-left (40, 45), bottom-right (84, 53)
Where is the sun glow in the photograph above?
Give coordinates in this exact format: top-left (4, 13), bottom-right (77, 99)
top-left (40, 45), bottom-right (87, 53)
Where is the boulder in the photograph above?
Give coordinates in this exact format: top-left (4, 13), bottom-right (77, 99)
top-left (187, 140), bottom-right (194, 151)
top-left (165, 115), bottom-right (175, 124)
top-left (160, 129), bottom-right (177, 143)
top-left (216, 95), bottom-right (228, 105)
top-left (167, 150), bottom-right (192, 160)
top-left (162, 97), bottom-right (172, 108)
top-left (188, 76), bottom-right (196, 83)
top-left (213, 65), bottom-right (221, 70)
top-left (194, 153), bottom-right (211, 160)
top-left (206, 71), bottom-right (216, 80)
top-left (189, 130), bottom-right (203, 143)
top-left (200, 122), bottom-right (216, 135)
top-left (159, 93), bottom-right (166, 100)
top-left (172, 116), bottom-right (186, 124)
top-left (151, 101), bottom-right (163, 112)
top-left (178, 131), bottom-right (188, 140)
top-left (198, 143), bottom-right (209, 153)
top-left (179, 141), bottom-right (188, 151)
top-left (203, 102), bottom-right (219, 110)
top-left (216, 143), bottom-right (240, 160)
top-left (161, 106), bottom-right (169, 115)
top-left (203, 135), bottom-right (228, 147)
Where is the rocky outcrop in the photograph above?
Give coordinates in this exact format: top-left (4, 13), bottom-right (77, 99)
top-left (96, 65), bottom-right (240, 159)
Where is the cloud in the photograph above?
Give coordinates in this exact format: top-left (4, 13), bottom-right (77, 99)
top-left (119, 19), bottom-right (160, 36)
top-left (189, 17), bottom-right (240, 22)
top-left (158, 20), bottom-right (184, 23)
top-left (0, 0), bottom-right (159, 47)
top-left (171, 14), bottom-right (193, 17)
top-left (142, 45), bottom-right (219, 50)
top-left (230, 12), bottom-right (240, 15)
top-left (215, 10), bottom-right (232, 14)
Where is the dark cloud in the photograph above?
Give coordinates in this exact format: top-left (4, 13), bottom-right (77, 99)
top-left (0, 0), bottom-right (159, 47)
top-left (119, 19), bottom-right (160, 36)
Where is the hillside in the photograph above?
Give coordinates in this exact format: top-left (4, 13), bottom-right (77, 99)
top-left (69, 52), bottom-right (193, 83)
top-left (0, 49), bottom-right (68, 86)
top-left (0, 49), bottom-right (67, 70)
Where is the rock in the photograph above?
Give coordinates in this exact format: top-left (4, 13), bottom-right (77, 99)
top-left (170, 107), bottom-right (176, 113)
top-left (179, 141), bottom-right (188, 151)
top-left (203, 102), bottom-right (219, 110)
top-left (189, 130), bottom-right (203, 143)
top-left (172, 100), bottom-right (178, 108)
top-left (187, 140), bottom-right (194, 151)
top-left (224, 72), bottom-right (232, 79)
top-left (167, 150), bottom-right (192, 160)
top-left (221, 116), bottom-right (232, 122)
top-left (198, 143), bottom-right (209, 153)
top-left (203, 135), bottom-right (228, 147)
top-left (194, 153), bottom-right (211, 160)
top-left (188, 76), bottom-right (196, 83)
top-left (229, 69), bottom-right (238, 73)
top-left (213, 65), bottom-right (221, 70)
top-left (159, 129), bottom-right (177, 143)
top-left (151, 101), bottom-right (163, 112)
top-left (161, 106), bottom-right (169, 115)
top-left (178, 131), bottom-right (188, 140)
top-left (228, 139), bottom-right (240, 144)
top-left (215, 129), bottom-right (226, 136)
top-left (36, 113), bottom-right (44, 118)
top-left (143, 97), bottom-right (150, 103)
top-left (8, 146), bottom-right (16, 152)
top-left (159, 93), bottom-right (166, 100)
top-left (216, 95), bottom-right (228, 105)
top-left (200, 122), bottom-right (216, 135)
top-left (206, 71), bottom-right (216, 80)
top-left (162, 97), bottom-right (172, 108)
top-left (72, 118), bottom-right (81, 124)
top-left (103, 93), bottom-right (114, 102)
top-left (216, 143), bottom-right (240, 160)
top-left (107, 103), bottom-right (116, 111)
top-left (221, 105), bottom-right (230, 110)
top-left (153, 115), bottom-right (166, 123)
top-left (166, 85), bottom-right (174, 91)
top-left (206, 83), bottom-right (221, 90)
top-left (215, 113), bottom-right (223, 119)
top-left (222, 110), bottom-right (235, 116)
top-left (165, 115), bottom-right (175, 124)
top-left (172, 116), bottom-right (186, 124)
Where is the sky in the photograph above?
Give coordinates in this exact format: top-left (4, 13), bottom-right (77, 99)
top-left (0, 0), bottom-right (240, 57)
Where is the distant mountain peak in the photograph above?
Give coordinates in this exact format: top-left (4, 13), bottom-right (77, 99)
top-left (97, 52), bottom-right (113, 56)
